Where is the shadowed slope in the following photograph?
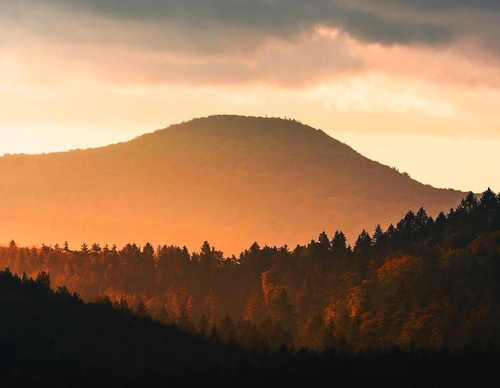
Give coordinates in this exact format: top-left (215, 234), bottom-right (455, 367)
top-left (0, 115), bottom-right (464, 253)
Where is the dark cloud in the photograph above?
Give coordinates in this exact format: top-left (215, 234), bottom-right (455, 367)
top-left (2, 0), bottom-right (499, 83)
top-left (377, 0), bottom-right (500, 13)
top-left (8, 0), bottom-right (490, 48)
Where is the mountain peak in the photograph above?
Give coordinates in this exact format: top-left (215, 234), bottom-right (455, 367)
top-left (129, 115), bottom-right (337, 148)
top-left (0, 115), bottom-right (464, 254)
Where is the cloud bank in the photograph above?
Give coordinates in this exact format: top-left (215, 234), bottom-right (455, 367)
top-left (3, 0), bottom-right (499, 52)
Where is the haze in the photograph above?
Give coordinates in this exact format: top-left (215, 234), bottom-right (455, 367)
top-left (1, 1), bottom-right (500, 192)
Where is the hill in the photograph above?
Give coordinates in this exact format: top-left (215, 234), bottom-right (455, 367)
top-left (0, 115), bottom-right (464, 253)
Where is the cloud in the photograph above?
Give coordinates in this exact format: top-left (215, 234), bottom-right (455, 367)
top-left (2, 1), bottom-right (498, 87)
top-left (0, 19), bottom-right (363, 89)
top-left (2, 0), bottom-right (497, 90)
top-left (4, 0), bottom-right (498, 53)
top-left (308, 75), bottom-right (455, 118)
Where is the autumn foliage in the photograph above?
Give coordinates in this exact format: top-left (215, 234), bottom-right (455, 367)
top-left (2, 189), bottom-right (500, 352)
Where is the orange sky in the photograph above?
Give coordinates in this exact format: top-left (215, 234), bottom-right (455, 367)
top-left (1, 1), bottom-right (499, 192)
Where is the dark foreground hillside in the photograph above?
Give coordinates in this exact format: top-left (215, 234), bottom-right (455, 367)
top-left (1, 269), bottom-right (499, 387)
top-left (0, 269), bottom-right (239, 387)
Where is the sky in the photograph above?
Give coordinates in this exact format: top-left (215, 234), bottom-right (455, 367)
top-left (1, 1), bottom-right (499, 193)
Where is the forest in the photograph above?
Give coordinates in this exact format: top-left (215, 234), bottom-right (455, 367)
top-left (2, 189), bottom-right (500, 356)
top-left (3, 268), bottom-right (498, 386)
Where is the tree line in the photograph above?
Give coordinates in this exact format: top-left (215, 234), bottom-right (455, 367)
top-left (2, 189), bottom-right (500, 352)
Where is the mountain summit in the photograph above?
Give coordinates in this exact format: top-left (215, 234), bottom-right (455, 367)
top-left (0, 115), bottom-right (464, 253)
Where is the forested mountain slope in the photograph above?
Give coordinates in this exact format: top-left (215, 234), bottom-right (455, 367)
top-left (2, 190), bottom-right (500, 352)
top-left (0, 115), bottom-right (464, 254)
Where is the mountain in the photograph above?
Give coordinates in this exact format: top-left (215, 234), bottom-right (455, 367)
top-left (0, 115), bottom-right (464, 253)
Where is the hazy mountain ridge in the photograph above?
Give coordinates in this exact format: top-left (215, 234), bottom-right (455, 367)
top-left (0, 115), bottom-right (464, 253)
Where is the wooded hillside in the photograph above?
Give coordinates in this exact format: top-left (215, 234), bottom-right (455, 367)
top-left (0, 115), bottom-right (464, 254)
top-left (2, 189), bottom-right (499, 352)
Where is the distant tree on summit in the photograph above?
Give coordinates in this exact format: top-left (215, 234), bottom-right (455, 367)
top-left (480, 188), bottom-right (497, 210)
top-left (354, 230), bottom-right (371, 256)
top-left (331, 231), bottom-right (347, 258)
top-left (91, 243), bottom-right (101, 254)
top-left (199, 241), bottom-right (223, 277)
top-left (372, 224), bottom-right (387, 249)
top-left (80, 243), bottom-right (89, 254)
top-left (318, 231), bottom-right (330, 251)
top-left (456, 191), bottom-right (479, 215)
